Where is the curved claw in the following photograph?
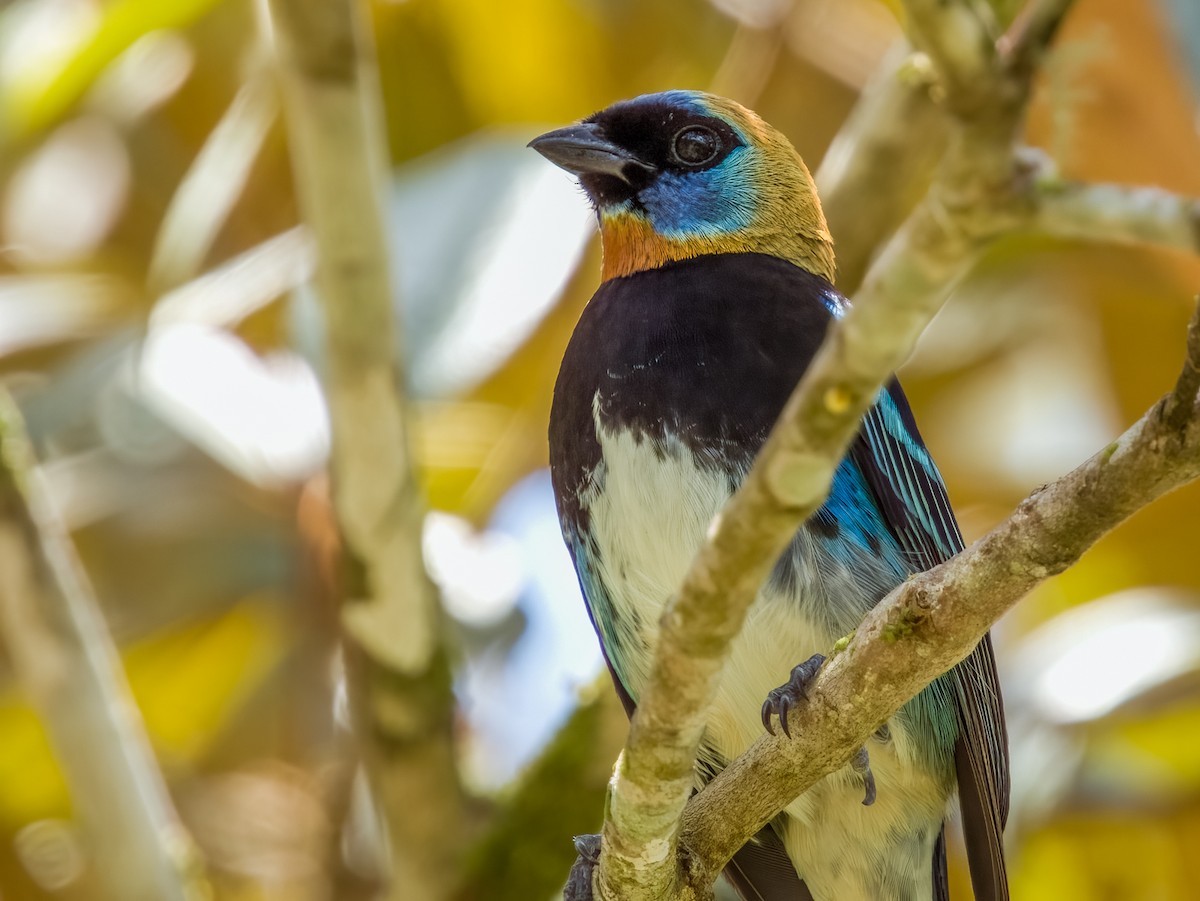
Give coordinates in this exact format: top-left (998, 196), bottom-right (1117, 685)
top-left (761, 653), bottom-right (828, 739)
top-left (778, 694), bottom-right (793, 738)
top-left (861, 771), bottom-right (877, 806)
top-left (572, 834), bottom-right (601, 863)
top-left (852, 746), bottom-right (877, 807)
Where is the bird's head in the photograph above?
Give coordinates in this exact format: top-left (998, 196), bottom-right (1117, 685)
top-left (530, 90), bottom-right (834, 283)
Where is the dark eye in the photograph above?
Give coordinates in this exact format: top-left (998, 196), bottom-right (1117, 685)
top-left (671, 126), bottom-right (720, 166)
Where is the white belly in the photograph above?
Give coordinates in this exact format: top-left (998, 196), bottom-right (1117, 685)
top-left (581, 418), bottom-right (950, 900)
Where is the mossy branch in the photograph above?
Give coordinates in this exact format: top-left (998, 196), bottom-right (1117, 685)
top-left (680, 295), bottom-right (1200, 875)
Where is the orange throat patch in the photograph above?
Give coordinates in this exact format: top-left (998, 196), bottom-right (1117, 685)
top-left (599, 212), bottom-right (698, 281)
top-left (599, 211), bottom-right (762, 281)
top-left (597, 209), bottom-right (835, 284)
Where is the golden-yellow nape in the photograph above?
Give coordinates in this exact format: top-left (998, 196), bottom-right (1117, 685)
top-left (554, 91), bottom-right (835, 283)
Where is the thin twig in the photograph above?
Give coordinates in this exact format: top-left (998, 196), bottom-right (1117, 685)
top-left (899, 0), bottom-right (1000, 116)
top-left (147, 67), bottom-right (279, 296)
top-left (0, 392), bottom-right (205, 901)
top-left (999, 0), bottom-right (1078, 75)
top-left (816, 43), bottom-right (949, 295)
top-left (1032, 177), bottom-right (1200, 253)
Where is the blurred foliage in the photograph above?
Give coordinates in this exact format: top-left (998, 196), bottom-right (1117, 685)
top-left (0, 0), bottom-right (225, 140)
top-left (0, 0), bottom-right (1198, 899)
top-left (454, 677), bottom-right (626, 901)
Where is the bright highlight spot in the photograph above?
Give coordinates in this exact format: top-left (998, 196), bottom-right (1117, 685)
top-left (423, 511), bottom-right (524, 628)
top-left (415, 163), bottom-right (593, 394)
top-left (138, 323), bottom-right (329, 485)
top-left (1027, 590), bottom-right (1200, 723)
top-left (388, 132), bottom-right (594, 397)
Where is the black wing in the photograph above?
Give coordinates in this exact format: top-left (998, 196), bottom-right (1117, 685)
top-left (851, 379), bottom-right (1010, 901)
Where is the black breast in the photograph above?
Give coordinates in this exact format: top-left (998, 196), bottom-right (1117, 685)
top-left (549, 252), bottom-right (838, 533)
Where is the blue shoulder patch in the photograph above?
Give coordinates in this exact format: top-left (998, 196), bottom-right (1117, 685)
top-left (814, 458), bottom-right (908, 577)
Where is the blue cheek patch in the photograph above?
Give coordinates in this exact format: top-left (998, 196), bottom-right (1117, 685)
top-left (639, 146), bottom-right (757, 240)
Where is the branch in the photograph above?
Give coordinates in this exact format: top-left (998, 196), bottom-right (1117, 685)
top-left (816, 43), bottom-right (949, 295)
top-left (592, 1), bottom-right (1079, 897)
top-left (1032, 177), bottom-right (1200, 253)
top-left (900, 0), bottom-right (1001, 117)
top-left (263, 1), bottom-right (467, 898)
top-left (682, 295), bottom-right (1200, 870)
top-left (0, 393), bottom-right (205, 901)
top-left (845, 0), bottom-right (1200, 305)
top-left (816, 0), bottom-right (1084, 294)
top-left (998, 0), bottom-right (1078, 78)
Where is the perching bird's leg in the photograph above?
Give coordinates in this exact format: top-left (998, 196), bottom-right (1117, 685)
top-left (761, 653), bottom-right (826, 739)
top-left (563, 834), bottom-right (602, 901)
top-left (851, 745), bottom-right (877, 807)
top-left (761, 653), bottom-right (877, 806)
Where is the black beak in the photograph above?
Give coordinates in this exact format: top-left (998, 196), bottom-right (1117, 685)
top-left (528, 123), bottom-right (656, 183)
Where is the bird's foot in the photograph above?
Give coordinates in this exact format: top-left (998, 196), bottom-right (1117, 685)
top-left (851, 745), bottom-right (877, 807)
top-left (761, 653), bottom-right (877, 806)
top-left (563, 834), bottom-right (602, 901)
top-left (761, 653), bottom-right (825, 739)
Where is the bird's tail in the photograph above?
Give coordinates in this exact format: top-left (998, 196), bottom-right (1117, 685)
top-left (722, 825), bottom-right (814, 901)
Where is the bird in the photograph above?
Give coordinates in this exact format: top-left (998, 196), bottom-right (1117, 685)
top-left (532, 90), bottom-right (1008, 901)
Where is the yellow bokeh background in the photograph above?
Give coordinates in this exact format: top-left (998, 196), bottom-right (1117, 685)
top-left (0, 0), bottom-right (1198, 898)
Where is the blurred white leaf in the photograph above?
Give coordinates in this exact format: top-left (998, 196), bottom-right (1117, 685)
top-left (288, 133), bottom-right (593, 397)
top-left (147, 70), bottom-right (278, 293)
top-left (150, 227), bottom-right (313, 330)
top-left (137, 323), bottom-right (328, 485)
top-left (422, 511), bottom-right (524, 628)
top-left (1008, 588), bottom-right (1200, 724)
top-left (785, 0), bottom-right (898, 89)
top-left (387, 131), bottom-right (594, 397)
top-left (14, 820), bottom-right (85, 892)
top-left (417, 165), bottom-right (590, 394)
top-left (0, 0), bottom-right (98, 109)
top-left (708, 0), bottom-right (791, 29)
top-left (1003, 589), bottom-right (1200, 824)
top-left (0, 275), bottom-right (122, 354)
top-left (3, 116), bottom-right (129, 265)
